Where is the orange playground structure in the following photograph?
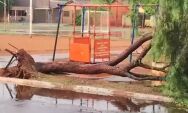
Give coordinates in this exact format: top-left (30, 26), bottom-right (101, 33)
top-left (52, 3), bottom-right (129, 63)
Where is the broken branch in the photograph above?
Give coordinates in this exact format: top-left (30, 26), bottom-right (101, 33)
top-left (108, 32), bottom-right (153, 66)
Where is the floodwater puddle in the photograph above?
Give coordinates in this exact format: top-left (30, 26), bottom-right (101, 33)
top-left (0, 55), bottom-right (188, 113)
top-left (0, 84), bottom-right (187, 113)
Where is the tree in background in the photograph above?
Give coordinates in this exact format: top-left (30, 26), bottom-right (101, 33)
top-left (129, 0), bottom-right (159, 15)
top-left (129, 0), bottom-right (159, 28)
top-left (130, 0), bottom-right (188, 105)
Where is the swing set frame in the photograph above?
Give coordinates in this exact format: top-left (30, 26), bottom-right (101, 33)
top-left (52, 3), bottom-right (158, 63)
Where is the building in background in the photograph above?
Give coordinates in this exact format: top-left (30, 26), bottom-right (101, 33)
top-left (7, 0), bottom-right (130, 26)
top-left (9, 0), bottom-right (67, 23)
top-left (110, 0), bottom-right (130, 27)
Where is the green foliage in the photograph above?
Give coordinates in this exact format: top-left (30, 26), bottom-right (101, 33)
top-left (152, 0), bottom-right (188, 105)
top-left (0, 0), bottom-right (4, 12)
top-left (75, 14), bottom-right (81, 26)
top-left (0, 0), bottom-right (14, 14)
top-left (129, 0), bottom-right (159, 15)
top-left (91, 0), bottom-right (116, 4)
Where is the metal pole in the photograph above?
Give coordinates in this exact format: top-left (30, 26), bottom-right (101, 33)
top-left (93, 6), bottom-right (96, 63)
top-left (73, 6), bottom-right (76, 35)
top-left (52, 5), bottom-right (63, 61)
top-left (81, 7), bottom-right (85, 37)
top-left (88, 7), bottom-right (90, 36)
top-left (108, 7), bottom-right (111, 61)
top-left (130, 5), bottom-right (137, 62)
top-left (4, 0), bottom-right (6, 31)
top-left (29, 0), bottom-right (33, 37)
top-left (7, 0), bottom-right (9, 23)
top-left (4, 55), bottom-right (15, 99)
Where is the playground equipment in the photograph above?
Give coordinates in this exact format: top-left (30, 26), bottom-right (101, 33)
top-left (52, 3), bottom-right (129, 63)
top-left (70, 6), bottom-right (111, 63)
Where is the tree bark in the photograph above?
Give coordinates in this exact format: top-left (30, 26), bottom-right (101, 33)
top-left (108, 32), bottom-right (153, 66)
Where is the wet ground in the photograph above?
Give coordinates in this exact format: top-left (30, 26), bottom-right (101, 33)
top-left (0, 55), bottom-right (188, 113)
top-left (0, 84), bottom-right (188, 113)
top-left (0, 53), bottom-right (68, 68)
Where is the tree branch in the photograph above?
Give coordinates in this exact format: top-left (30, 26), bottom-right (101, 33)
top-left (122, 43), bottom-right (152, 72)
top-left (139, 63), bottom-right (169, 73)
top-left (108, 32), bottom-right (153, 66)
top-left (5, 49), bottom-right (16, 56)
top-left (125, 72), bottom-right (165, 81)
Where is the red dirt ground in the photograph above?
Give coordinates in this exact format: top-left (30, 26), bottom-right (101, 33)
top-left (0, 34), bottom-right (131, 55)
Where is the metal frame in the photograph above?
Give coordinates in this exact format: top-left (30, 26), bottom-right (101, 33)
top-left (52, 3), bottom-right (129, 62)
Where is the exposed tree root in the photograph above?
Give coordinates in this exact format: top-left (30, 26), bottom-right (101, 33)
top-left (0, 49), bottom-right (37, 79)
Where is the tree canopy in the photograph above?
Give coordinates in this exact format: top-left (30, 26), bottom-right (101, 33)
top-left (152, 0), bottom-right (188, 105)
top-left (0, 0), bottom-right (14, 13)
top-left (129, 0), bottom-right (159, 15)
top-left (91, 0), bottom-right (116, 4)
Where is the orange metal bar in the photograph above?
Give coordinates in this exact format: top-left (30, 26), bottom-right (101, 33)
top-left (108, 6), bottom-right (111, 61)
top-left (64, 4), bottom-right (129, 7)
top-left (74, 37), bottom-right (90, 44)
top-left (69, 6), bottom-right (76, 61)
top-left (86, 32), bottom-right (121, 36)
top-left (93, 6), bottom-right (97, 63)
top-left (116, 6), bottom-right (118, 26)
top-left (59, 4), bottom-right (158, 9)
top-left (88, 7), bottom-right (90, 37)
top-left (88, 7), bottom-right (91, 62)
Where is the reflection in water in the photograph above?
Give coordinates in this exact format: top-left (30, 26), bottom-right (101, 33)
top-left (14, 85), bottom-right (188, 113)
top-left (0, 84), bottom-right (187, 113)
top-left (15, 85), bottom-right (153, 112)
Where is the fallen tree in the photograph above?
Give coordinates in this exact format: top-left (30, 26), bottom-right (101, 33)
top-left (0, 33), bottom-right (167, 81)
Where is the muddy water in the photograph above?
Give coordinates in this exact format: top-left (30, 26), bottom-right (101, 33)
top-left (0, 55), bottom-right (188, 113)
top-left (0, 84), bottom-right (187, 113)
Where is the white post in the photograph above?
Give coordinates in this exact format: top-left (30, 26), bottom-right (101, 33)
top-left (7, 12), bottom-right (9, 23)
top-left (0, 1), bottom-right (7, 30)
top-left (29, 0), bottom-right (33, 37)
top-left (3, 0), bottom-right (6, 31)
top-left (14, 10), bottom-right (16, 21)
top-left (7, 0), bottom-right (9, 23)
